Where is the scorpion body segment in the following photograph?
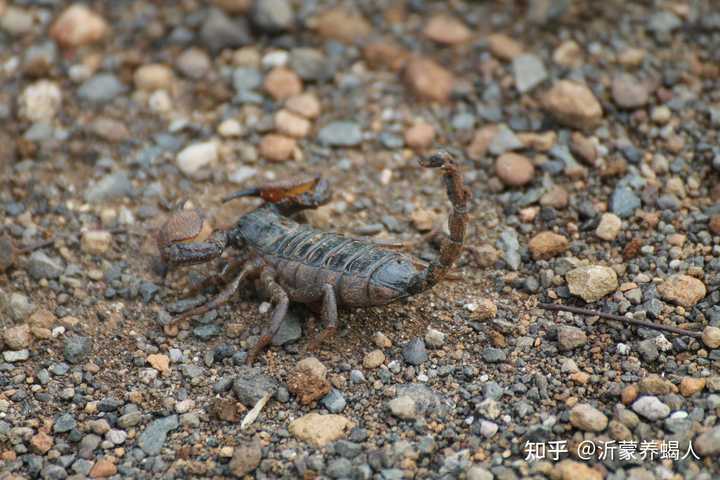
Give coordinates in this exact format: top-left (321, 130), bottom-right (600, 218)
top-left (231, 205), bottom-right (420, 307)
top-left (156, 150), bottom-right (470, 364)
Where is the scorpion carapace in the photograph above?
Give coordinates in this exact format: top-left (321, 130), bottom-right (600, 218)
top-left (156, 150), bottom-right (470, 364)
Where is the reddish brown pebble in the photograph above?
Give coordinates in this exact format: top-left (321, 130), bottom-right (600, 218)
top-left (260, 134), bottom-right (296, 162)
top-left (467, 126), bottom-right (498, 160)
top-left (264, 68), bottom-right (303, 101)
top-left (621, 384), bottom-right (639, 405)
top-left (542, 80), bottom-right (603, 131)
top-left (30, 432), bottom-right (53, 455)
top-left (528, 231), bottom-right (569, 260)
top-left (50, 4), bottom-right (108, 48)
top-left (487, 33), bottom-right (524, 61)
top-left (495, 153), bottom-right (535, 187)
top-left (285, 93), bottom-right (321, 119)
top-left (274, 109), bottom-right (311, 138)
top-left (404, 123), bottom-right (436, 150)
top-left (89, 459), bottom-right (117, 478)
top-left (709, 215), bottom-right (720, 235)
top-left (363, 40), bottom-right (410, 71)
top-left (403, 57), bottom-right (454, 102)
top-left (423, 15), bottom-right (471, 45)
top-left (312, 7), bottom-right (372, 44)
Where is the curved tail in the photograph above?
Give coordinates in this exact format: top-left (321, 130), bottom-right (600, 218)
top-left (412, 150), bottom-right (470, 292)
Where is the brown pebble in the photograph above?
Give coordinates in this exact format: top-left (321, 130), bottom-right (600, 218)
top-left (495, 153), bottom-right (535, 187)
top-left (264, 67), bottom-right (303, 101)
top-left (487, 33), bottom-right (524, 61)
top-left (403, 57), bottom-right (454, 102)
top-left (50, 4), bottom-right (108, 48)
top-left (274, 109), bottom-right (311, 138)
top-left (423, 15), bottom-right (471, 45)
top-left (363, 39), bottom-right (410, 71)
top-left (259, 134), bottom-right (296, 162)
top-left (542, 80), bottom-right (603, 131)
top-left (404, 123), bottom-right (436, 150)
top-left (285, 93), bottom-right (321, 119)
top-left (528, 231), bottom-right (569, 260)
top-left (89, 458), bottom-right (117, 478)
top-left (621, 384), bottom-right (638, 405)
top-left (709, 215), bottom-right (720, 236)
top-left (679, 377), bottom-right (706, 397)
top-left (467, 126), bottom-right (498, 160)
top-left (312, 7), bottom-right (372, 44)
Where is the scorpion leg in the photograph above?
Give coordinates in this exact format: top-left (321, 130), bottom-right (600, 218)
top-left (246, 268), bottom-right (289, 365)
top-left (307, 284), bottom-right (338, 351)
top-left (169, 259), bottom-right (261, 325)
top-left (410, 150), bottom-right (470, 293)
top-left (186, 256), bottom-right (248, 296)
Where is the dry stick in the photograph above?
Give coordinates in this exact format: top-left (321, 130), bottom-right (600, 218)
top-left (538, 302), bottom-right (703, 339)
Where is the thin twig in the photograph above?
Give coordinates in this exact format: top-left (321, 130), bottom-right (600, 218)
top-left (537, 302), bottom-right (702, 339)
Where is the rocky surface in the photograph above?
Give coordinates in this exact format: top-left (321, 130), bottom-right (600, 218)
top-left (0, 1), bottom-right (719, 479)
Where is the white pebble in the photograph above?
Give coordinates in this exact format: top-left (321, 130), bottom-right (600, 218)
top-left (177, 141), bottom-right (218, 176)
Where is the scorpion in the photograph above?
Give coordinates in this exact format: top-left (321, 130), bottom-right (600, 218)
top-left (155, 150), bottom-right (470, 364)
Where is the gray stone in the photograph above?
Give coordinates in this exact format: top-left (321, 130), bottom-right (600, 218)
top-left (54, 413), bottom-right (76, 433)
top-left (557, 325), bottom-right (588, 351)
top-left (229, 437), bottom-right (262, 476)
top-left (648, 11), bottom-right (682, 35)
top-left (137, 415), bottom-right (179, 455)
top-left (637, 338), bottom-right (659, 362)
top-left (28, 251), bottom-right (64, 280)
top-left (632, 396), bottom-right (670, 420)
top-left (41, 465), bottom-right (68, 480)
top-left (322, 389), bottom-right (346, 413)
top-left (484, 382), bottom-right (504, 401)
top-left (85, 171), bottom-right (133, 203)
top-left (395, 384), bottom-right (446, 416)
top-left (695, 425), bottom-right (720, 457)
top-left (50, 363), bottom-right (70, 376)
top-left (7, 292), bottom-right (34, 321)
top-left (488, 125), bottom-right (523, 155)
top-left (467, 465), bottom-right (494, 480)
top-left (64, 336), bottom-right (92, 364)
top-left (513, 54), bottom-right (547, 93)
top-left (318, 121), bottom-right (363, 147)
top-left (481, 347), bottom-right (506, 363)
top-left (72, 459), bottom-right (94, 476)
top-left (610, 186), bottom-right (641, 218)
top-left (3, 349), bottom-right (29, 362)
top-left (232, 367), bottom-right (278, 407)
top-left (118, 411), bottom-right (142, 428)
top-left (499, 228), bottom-right (521, 270)
top-left (335, 440), bottom-right (362, 459)
top-left (232, 67), bottom-right (262, 92)
top-left (402, 338), bottom-right (428, 365)
top-left (289, 47), bottom-right (332, 81)
top-left (201, 9), bottom-right (251, 52)
top-left (326, 458), bottom-right (353, 479)
top-left (271, 311), bottom-right (302, 346)
top-left (78, 74), bottom-right (126, 103)
top-left (253, 0), bottom-right (293, 32)
top-left (193, 324), bottom-right (220, 340)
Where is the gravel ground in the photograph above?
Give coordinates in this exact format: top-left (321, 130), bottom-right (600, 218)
top-left (1, 0), bottom-right (720, 479)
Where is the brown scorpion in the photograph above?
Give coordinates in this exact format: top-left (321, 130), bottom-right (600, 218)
top-left (155, 150), bottom-right (469, 364)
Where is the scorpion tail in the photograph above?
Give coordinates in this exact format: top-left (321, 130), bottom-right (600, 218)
top-left (412, 150), bottom-right (470, 292)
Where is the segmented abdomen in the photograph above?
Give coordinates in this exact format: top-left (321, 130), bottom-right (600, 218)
top-left (256, 225), bottom-right (417, 307)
